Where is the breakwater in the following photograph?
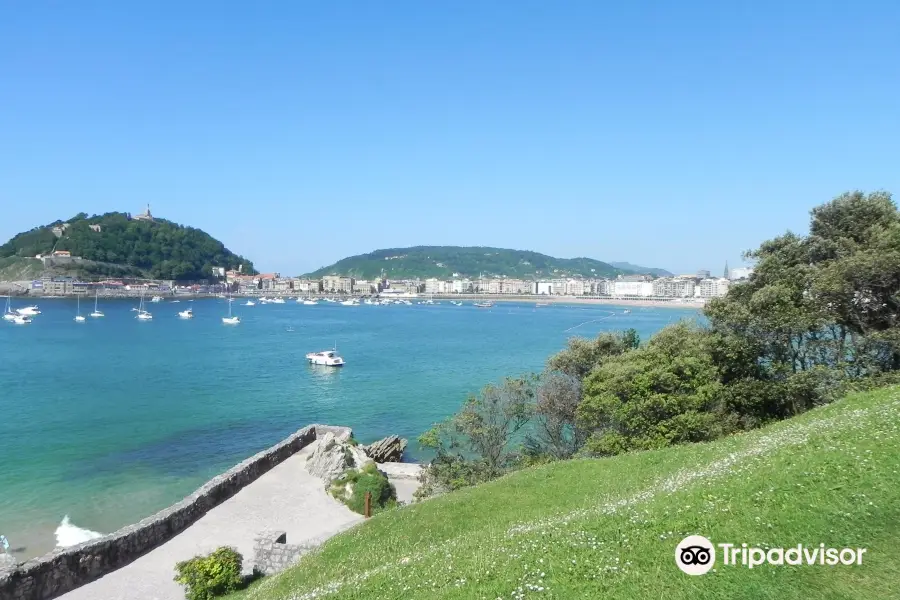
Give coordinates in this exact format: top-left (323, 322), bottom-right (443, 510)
top-left (0, 424), bottom-right (351, 600)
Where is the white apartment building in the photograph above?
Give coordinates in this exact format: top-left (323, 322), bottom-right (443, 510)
top-left (534, 281), bottom-right (554, 295)
top-left (424, 278), bottom-right (451, 294)
top-left (699, 278), bottom-right (730, 298)
top-left (652, 277), bottom-right (696, 298)
top-left (613, 281), bottom-right (654, 297)
top-left (565, 279), bottom-right (585, 296)
top-left (501, 279), bottom-right (529, 294)
top-left (451, 279), bottom-right (472, 293)
top-left (354, 279), bottom-right (376, 294)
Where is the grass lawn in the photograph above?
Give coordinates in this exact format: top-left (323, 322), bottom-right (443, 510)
top-left (230, 386), bottom-right (900, 599)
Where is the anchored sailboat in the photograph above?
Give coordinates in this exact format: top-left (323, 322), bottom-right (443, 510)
top-left (74, 295), bottom-right (86, 322)
top-left (90, 289), bottom-right (104, 318)
top-left (222, 294), bottom-right (240, 324)
top-left (136, 289), bottom-right (153, 320)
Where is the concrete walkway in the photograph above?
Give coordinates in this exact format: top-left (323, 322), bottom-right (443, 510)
top-left (61, 443), bottom-right (363, 600)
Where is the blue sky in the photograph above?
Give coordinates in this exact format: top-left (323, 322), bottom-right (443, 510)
top-left (2, 1), bottom-right (898, 276)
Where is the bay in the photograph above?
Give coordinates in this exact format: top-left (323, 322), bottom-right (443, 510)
top-left (0, 297), bottom-right (699, 559)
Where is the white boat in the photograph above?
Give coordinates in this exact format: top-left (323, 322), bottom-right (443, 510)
top-left (222, 295), bottom-right (240, 324)
top-left (178, 308), bottom-right (194, 319)
top-left (450, 301), bottom-right (463, 306)
top-left (74, 295), bottom-right (86, 322)
top-left (245, 300), bottom-right (256, 306)
top-left (3, 296), bottom-right (17, 321)
top-left (305, 349), bottom-right (345, 367)
top-left (16, 305), bottom-right (41, 316)
top-left (150, 295), bottom-right (163, 303)
top-left (302, 299), bottom-right (318, 306)
top-left (474, 301), bottom-right (494, 308)
top-left (272, 297), bottom-right (286, 304)
top-left (11, 314), bottom-right (31, 325)
top-left (340, 299), bottom-right (359, 306)
top-left (136, 289), bottom-right (152, 320)
top-left (90, 290), bottom-right (104, 318)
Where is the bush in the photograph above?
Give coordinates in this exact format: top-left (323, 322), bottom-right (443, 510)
top-left (330, 463), bottom-right (397, 515)
top-left (174, 547), bottom-right (243, 600)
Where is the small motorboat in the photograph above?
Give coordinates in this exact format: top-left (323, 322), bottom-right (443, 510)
top-left (302, 299), bottom-right (318, 305)
top-left (272, 297), bottom-right (286, 304)
top-left (11, 314), bottom-right (31, 325)
top-left (245, 300), bottom-right (256, 306)
top-left (16, 305), bottom-right (41, 316)
top-left (178, 308), bottom-right (194, 319)
top-left (305, 349), bottom-right (345, 367)
top-left (474, 301), bottom-right (494, 308)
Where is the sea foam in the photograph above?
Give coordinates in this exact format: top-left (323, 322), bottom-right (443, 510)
top-left (54, 515), bottom-right (104, 548)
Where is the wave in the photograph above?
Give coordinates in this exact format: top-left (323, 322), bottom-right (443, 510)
top-left (54, 515), bottom-right (104, 548)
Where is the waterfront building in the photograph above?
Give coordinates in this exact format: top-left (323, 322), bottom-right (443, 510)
top-left (425, 278), bottom-right (451, 294)
top-left (322, 275), bottom-right (354, 294)
top-left (451, 279), bottom-right (472, 294)
top-left (565, 279), bottom-right (585, 296)
top-left (699, 278), bottom-right (730, 297)
top-left (534, 281), bottom-right (554, 295)
top-left (613, 280), bottom-right (654, 297)
top-left (652, 277), bottom-right (696, 298)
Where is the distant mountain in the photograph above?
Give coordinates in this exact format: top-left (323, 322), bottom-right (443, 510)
top-left (306, 246), bottom-right (640, 280)
top-left (607, 261), bottom-right (673, 277)
top-left (0, 211), bottom-right (256, 281)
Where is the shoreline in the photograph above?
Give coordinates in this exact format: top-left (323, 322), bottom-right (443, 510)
top-left (5, 291), bottom-right (706, 309)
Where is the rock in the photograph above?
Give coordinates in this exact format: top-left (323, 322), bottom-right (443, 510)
top-left (378, 461), bottom-right (423, 480)
top-left (306, 432), bottom-right (373, 483)
top-left (363, 435), bottom-right (408, 463)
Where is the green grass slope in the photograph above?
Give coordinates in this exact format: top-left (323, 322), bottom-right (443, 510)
top-left (306, 246), bottom-right (636, 280)
top-left (0, 257), bottom-right (43, 281)
top-left (236, 386), bottom-right (900, 600)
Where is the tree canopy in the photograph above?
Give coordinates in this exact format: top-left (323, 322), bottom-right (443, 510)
top-left (0, 212), bottom-right (256, 280)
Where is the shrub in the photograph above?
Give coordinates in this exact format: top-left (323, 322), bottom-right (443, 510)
top-left (174, 547), bottom-right (243, 600)
top-left (330, 463), bottom-right (397, 515)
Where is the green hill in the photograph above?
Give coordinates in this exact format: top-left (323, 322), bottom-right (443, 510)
top-left (0, 212), bottom-right (256, 281)
top-left (607, 261), bottom-right (673, 277)
top-left (306, 246), bottom-right (659, 280)
top-left (234, 386), bottom-right (900, 599)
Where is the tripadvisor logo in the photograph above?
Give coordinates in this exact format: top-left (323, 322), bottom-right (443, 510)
top-left (675, 536), bottom-right (867, 575)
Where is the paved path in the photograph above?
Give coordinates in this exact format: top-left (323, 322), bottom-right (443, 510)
top-left (61, 444), bottom-right (363, 600)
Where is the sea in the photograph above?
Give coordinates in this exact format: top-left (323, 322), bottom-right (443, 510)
top-left (0, 296), bottom-right (700, 560)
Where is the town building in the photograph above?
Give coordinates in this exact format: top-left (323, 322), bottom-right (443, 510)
top-left (652, 277), bottom-right (696, 298)
top-left (699, 278), bottom-right (731, 298)
top-left (613, 281), bottom-right (654, 297)
top-left (451, 279), bottom-right (473, 294)
top-left (89, 224), bottom-right (102, 233)
top-left (354, 279), bottom-right (376, 294)
top-left (565, 279), bottom-right (585, 296)
top-left (534, 281), bottom-right (554, 295)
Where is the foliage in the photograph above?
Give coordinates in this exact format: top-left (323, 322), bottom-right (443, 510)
top-left (578, 322), bottom-right (725, 455)
top-left (524, 372), bottom-right (586, 460)
top-left (417, 375), bottom-right (536, 497)
top-left (0, 212), bottom-right (256, 280)
top-left (223, 387), bottom-right (900, 600)
top-left (330, 463), bottom-right (397, 515)
top-left (174, 547), bottom-right (244, 600)
top-left (305, 245), bottom-right (654, 280)
top-left (546, 329), bottom-right (639, 379)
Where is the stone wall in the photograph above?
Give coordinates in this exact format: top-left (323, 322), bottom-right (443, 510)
top-left (0, 424), bottom-right (344, 600)
top-left (251, 531), bottom-right (318, 576)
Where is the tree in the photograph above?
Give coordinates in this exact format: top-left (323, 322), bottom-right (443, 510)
top-left (526, 372), bottom-right (586, 460)
top-left (577, 322), bottom-right (723, 456)
top-left (546, 329), bottom-right (639, 380)
top-left (417, 375), bottom-right (536, 497)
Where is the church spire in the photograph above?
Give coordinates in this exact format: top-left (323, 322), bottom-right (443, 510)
top-left (724, 261), bottom-right (730, 279)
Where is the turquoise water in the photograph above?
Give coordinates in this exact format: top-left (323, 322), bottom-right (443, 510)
top-left (0, 297), bottom-right (699, 558)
